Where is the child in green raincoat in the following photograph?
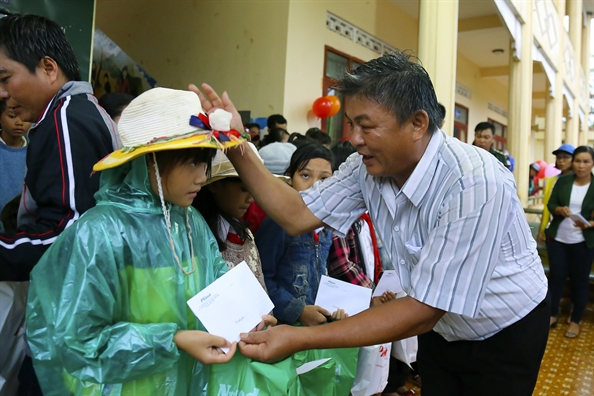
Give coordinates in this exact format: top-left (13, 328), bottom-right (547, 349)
top-left (25, 88), bottom-right (268, 396)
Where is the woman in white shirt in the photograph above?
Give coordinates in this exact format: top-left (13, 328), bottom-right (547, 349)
top-left (546, 145), bottom-right (594, 338)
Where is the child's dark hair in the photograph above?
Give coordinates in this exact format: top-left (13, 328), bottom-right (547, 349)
top-left (260, 128), bottom-right (289, 147)
top-left (99, 92), bottom-right (134, 120)
top-left (305, 128), bottom-right (331, 146)
top-left (152, 148), bottom-right (216, 179)
top-left (0, 100), bottom-right (6, 115)
top-left (286, 142), bottom-right (333, 178)
top-left (193, 178), bottom-right (252, 251)
top-left (330, 141), bottom-right (356, 171)
top-left (288, 132), bottom-right (314, 148)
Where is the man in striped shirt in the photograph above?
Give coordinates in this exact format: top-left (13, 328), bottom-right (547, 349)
top-left (197, 51), bottom-right (549, 396)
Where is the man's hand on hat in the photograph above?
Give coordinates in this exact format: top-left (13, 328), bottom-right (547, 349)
top-left (189, 83), bottom-right (244, 133)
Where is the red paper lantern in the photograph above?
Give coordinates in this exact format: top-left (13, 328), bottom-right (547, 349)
top-left (327, 95), bottom-right (341, 117)
top-left (312, 97), bottom-right (333, 118)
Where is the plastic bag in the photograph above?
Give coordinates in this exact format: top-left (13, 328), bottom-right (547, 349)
top-left (0, 281), bottom-right (28, 396)
top-left (391, 337), bottom-right (418, 368)
top-left (293, 348), bottom-right (358, 396)
top-left (350, 343), bottom-right (391, 396)
top-left (208, 347), bottom-right (358, 396)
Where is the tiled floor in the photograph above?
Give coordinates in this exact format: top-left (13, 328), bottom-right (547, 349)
top-left (400, 295), bottom-right (594, 396)
top-left (533, 297), bottom-right (594, 396)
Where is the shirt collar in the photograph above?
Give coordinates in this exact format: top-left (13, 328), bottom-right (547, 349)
top-left (0, 135), bottom-right (27, 147)
top-left (217, 215), bottom-right (231, 242)
top-left (399, 129), bottom-right (444, 207)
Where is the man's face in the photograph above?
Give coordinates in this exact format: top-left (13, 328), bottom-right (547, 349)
top-left (345, 97), bottom-right (419, 180)
top-left (474, 128), bottom-right (494, 151)
top-left (0, 49), bottom-right (56, 123)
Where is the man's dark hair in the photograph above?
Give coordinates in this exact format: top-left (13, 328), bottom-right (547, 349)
top-left (335, 51), bottom-right (442, 133)
top-left (305, 128), bottom-right (331, 146)
top-left (438, 103), bottom-right (446, 120)
top-left (244, 122), bottom-right (260, 130)
top-left (474, 121), bottom-right (495, 134)
top-left (0, 13), bottom-right (81, 81)
top-left (98, 93), bottom-right (134, 121)
top-left (267, 114), bottom-right (287, 129)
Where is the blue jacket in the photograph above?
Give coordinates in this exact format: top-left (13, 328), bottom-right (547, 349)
top-left (256, 217), bottom-right (332, 324)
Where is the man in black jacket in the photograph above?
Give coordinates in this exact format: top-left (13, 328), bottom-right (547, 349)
top-left (0, 14), bottom-right (120, 281)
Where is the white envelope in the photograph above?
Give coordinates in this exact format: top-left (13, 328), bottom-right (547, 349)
top-left (187, 261), bottom-right (274, 352)
top-left (569, 212), bottom-right (590, 227)
top-left (372, 270), bottom-right (403, 297)
top-left (314, 275), bottom-right (372, 317)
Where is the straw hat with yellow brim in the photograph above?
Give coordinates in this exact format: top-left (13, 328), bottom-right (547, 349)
top-left (93, 87), bottom-right (247, 172)
top-left (205, 141), bottom-right (289, 186)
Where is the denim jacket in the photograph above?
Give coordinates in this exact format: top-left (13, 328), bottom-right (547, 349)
top-left (255, 217), bottom-right (332, 324)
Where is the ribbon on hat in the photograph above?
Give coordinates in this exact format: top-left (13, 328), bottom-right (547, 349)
top-left (189, 113), bottom-right (243, 143)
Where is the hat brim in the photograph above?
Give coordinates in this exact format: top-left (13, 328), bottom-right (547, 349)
top-left (204, 172), bottom-right (288, 186)
top-left (552, 149), bottom-right (573, 156)
top-left (93, 134), bottom-right (244, 171)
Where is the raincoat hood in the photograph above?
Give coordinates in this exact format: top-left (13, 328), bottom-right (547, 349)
top-left (95, 155), bottom-right (164, 214)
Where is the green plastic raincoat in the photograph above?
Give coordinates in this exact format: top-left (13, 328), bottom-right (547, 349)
top-left (26, 156), bottom-right (228, 396)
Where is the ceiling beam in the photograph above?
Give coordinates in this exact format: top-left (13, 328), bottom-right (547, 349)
top-left (458, 15), bottom-right (503, 32)
top-left (480, 66), bottom-right (509, 77)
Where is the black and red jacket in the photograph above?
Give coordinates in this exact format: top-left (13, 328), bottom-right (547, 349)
top-left (0, 81), bottom-right (120, 281)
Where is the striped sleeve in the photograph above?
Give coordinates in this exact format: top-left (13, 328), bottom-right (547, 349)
top-left (301, 154), bottom-right (367, 237)
top-left (407, 163), bottom-right (516, 318)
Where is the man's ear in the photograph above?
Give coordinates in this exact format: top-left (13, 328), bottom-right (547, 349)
top-left (38, 56), bottom-right (60, 84)
top-left (410, 110), bottom-right (430, 142)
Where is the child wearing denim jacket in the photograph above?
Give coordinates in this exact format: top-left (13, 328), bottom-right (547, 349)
top-left (256, 143), bottom-right (346, 326)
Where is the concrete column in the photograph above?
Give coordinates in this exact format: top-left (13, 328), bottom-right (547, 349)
top-left (418, 0), bottom-right (458, 134)
top-left (568, 0), bottom-right (582, 57)
top-left (566, 112), bottom-right (579, 146)
top-left (579, 15), bottom-right (591, 146)
top-left (581, 12), bottom-right (591, 71)
top-left (567, 0), bottom-right (582, 147)
top-left (508, 7), bottom-right (533, 206)
top-left (543, 0), bottom-right (565, 164)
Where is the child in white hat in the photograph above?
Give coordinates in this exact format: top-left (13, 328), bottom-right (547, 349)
top-left (25, 88), bottom-right (273, 396)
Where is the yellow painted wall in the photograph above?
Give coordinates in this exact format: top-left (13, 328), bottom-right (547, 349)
top-left (95, 0), bottom-right (290, 118)
top-left (282, 0), bottom-right (418, 133)
top-left (454, 53), bottom-right (509, 144)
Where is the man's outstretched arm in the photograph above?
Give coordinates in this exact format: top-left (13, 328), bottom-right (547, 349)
top-left (238, 296), bottom-right (445, 363)
top-left (191, 83), bottom-right (323, 236)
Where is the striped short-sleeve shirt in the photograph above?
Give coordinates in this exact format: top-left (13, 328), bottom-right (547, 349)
top-left (302, 131), bottom-right (548, 341)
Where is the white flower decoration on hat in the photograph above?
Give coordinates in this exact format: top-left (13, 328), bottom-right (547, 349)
top-left (209, 109), bottom-right (233, 132)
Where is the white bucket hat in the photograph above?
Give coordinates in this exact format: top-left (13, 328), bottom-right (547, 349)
top-left (94, 87), bottom-right (246, 171)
